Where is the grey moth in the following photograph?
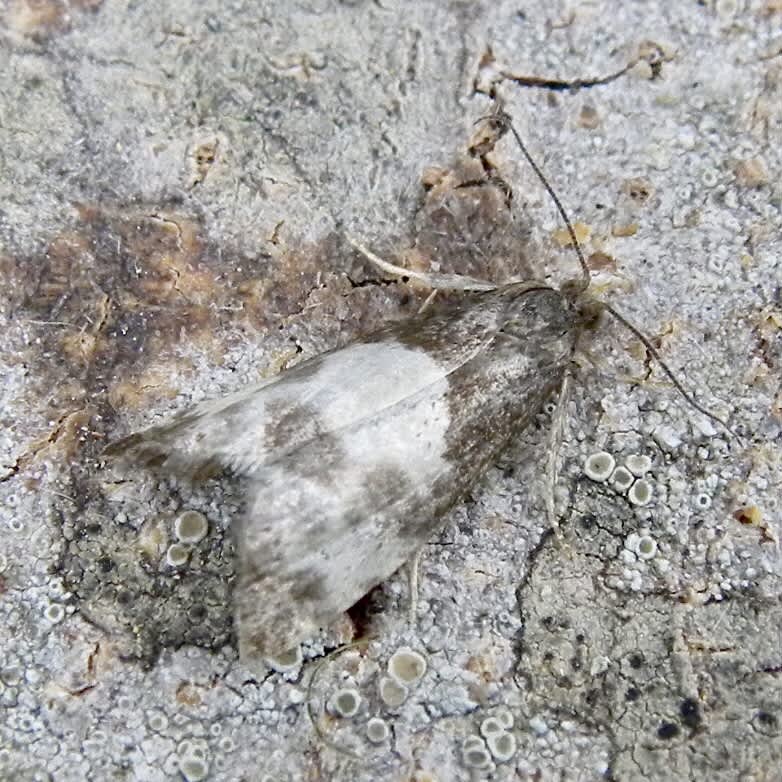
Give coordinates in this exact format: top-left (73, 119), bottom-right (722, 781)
top-left (106, 271), bottom-right (599, 659)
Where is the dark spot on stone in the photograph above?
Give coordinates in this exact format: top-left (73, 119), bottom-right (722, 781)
top-left (757, 710), bottom-right (777, 728)
top-left (282, 704), bottom-right (300, 726)
top-left (628, 652), bottom-right (645, 669)
top-left (625, 686), bottom-right (641, 702)
top-left (679, 697), bottom-right (702, 729)
top-left (623, 177), bottom-right (653, 203)
top-left (116, 590), bottom-right (133, 606)
top-left (97, 557), bottom-right (114, 573)
top-left (556, 675), bottom-right (573, 688)
top-left (585, 688), bottom-right (599, 706)
top-left (657, 721), bottom-right (680, 740)
top-left (188, 604), bottom-right (207, 622)
top-left (575, 633), bottom-right (585, 644)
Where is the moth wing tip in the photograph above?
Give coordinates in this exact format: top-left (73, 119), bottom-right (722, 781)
top-left (103, 430), bottom-right (216, 480)
top-left (102, 432), bottom-right (144, 460)
top-left (236, 623), bottom-right (299, 666)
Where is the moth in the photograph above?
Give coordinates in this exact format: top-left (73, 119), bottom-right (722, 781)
top-left (106, 113), bottom-right (728, 660)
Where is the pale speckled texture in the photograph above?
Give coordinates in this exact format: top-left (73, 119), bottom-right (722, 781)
top-left (1, 1), bottom-right (780, 781)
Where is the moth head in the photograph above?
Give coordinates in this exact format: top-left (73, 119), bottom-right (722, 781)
top-left (559, 277), bottom-right (606, 333)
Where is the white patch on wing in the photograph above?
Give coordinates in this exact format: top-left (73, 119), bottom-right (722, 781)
top-left (236, 344), bottom-right (455, 656)
top-left (208, 341), bottom-right (452, 474)
top-left (321, 346), bottom-right (451, 491)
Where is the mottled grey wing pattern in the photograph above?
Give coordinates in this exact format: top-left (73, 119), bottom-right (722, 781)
top-left (236, 284), bottom-right (579, 656)
top-left (108, 282), bottom-right (579, 658)
top-left (105, 292), bottom-right (507, 479)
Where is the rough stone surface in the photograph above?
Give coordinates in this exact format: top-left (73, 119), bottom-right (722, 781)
top-left (1, 1), bottom-right (780, 780)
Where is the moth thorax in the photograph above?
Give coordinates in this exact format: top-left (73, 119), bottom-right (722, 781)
top-left (559, 277), bottom-right (591, 299)
top-left (560, 277), bottom-right (604, 332)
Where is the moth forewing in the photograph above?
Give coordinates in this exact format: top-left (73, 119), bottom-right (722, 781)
top-left (105, 282), bottom-right (542, 477)
top-left (107, 281), bottom-right (581, 658)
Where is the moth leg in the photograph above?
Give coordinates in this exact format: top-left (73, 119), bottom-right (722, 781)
top-left (417, 289), bottom-right (438, 315)
top-left (545, 368), bottom-right (574, 540)
top-left (346, 235), bottom-right (499, 292)
top-left (407, 548), bottom-right (424, 626)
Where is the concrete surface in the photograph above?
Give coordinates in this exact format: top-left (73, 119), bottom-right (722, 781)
top-left (1, 1), bottom-right (780, 780)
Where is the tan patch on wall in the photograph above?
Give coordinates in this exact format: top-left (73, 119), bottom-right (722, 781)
top-left (4, 0), bottom-right (103, 39)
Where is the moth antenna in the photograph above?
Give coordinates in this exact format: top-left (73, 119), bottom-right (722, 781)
top-left (306, 639), bottom-right (373, 761)
top-left (477, 111), bottom-right (737, 442)
top-left (504, 117), bottom-right (591, 292)
top-left (407, 548), bottom-right (424, 623)
top-left (478, 109), bottom-right (592, 292)
top-left (478, 47), bottom-right (665, 290)
top-left (602, 302), bottom-right (740, 443)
